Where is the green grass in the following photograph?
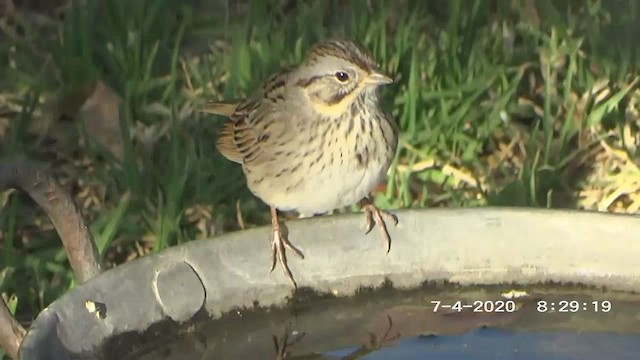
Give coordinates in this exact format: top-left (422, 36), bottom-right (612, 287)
top-left (1, 0), bottom-right (639, 342)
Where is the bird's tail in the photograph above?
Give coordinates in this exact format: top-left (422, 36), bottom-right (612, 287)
top-left (200, 101), bottom-right (240, 117)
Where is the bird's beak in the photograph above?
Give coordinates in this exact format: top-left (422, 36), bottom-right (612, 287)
top-left (365, 72), bottom-right (394, 86)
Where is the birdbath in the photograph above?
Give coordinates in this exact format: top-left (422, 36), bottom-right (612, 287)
top-left (2, 161), bottom-right (640, 359)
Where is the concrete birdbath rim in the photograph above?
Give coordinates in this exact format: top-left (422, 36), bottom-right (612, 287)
top-left (15, 206), bottom-right (640, 359)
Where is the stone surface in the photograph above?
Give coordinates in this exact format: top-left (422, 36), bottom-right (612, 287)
top-left (18, 208), bottom-right (640, 359)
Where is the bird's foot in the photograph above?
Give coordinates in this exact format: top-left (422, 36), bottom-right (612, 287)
top-left (365, 315), bottom-right (401, 351)
top-left (272, 322), bottom-right (306, 359)
top-left (360, 199), bottom-right (398, 253)
top-left (270, 207), bottom-right (305, 289)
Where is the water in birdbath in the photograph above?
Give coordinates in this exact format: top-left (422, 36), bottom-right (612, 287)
top-left (101, 282), bottom-right (640, 359)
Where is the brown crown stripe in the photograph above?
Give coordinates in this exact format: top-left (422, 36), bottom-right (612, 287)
top-left (306, 39), bottom-right (376, 73)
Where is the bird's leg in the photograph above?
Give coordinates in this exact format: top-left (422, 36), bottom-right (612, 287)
top-left (359, 197), bottom-right (398, 253)
top-left (272, 322), bottom-right (306, 360)
top-left (342, 315), bottom-right (400, 360)
top-left (269, 206), bottom-right (305, 288)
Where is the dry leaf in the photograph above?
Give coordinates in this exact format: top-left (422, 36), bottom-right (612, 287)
top-left (59, 80), bottom-right (125, 160)
top-left (0, 0), bottom-right (15, 19)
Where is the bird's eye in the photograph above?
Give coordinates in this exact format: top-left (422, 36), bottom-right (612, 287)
top-left (335, 71), bottom-right (350, 82)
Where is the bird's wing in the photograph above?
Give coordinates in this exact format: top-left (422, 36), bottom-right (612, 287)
top-left (214, 97), bottom-right (291, 166)
top-left (200, 100), bottom-right (241, 117)
top-left (209, 71), bottom-right (295, 165)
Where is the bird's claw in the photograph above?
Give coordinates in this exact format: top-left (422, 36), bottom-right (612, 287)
top-left (270, 219), bottom-right (304, 289)
top-left (361, 203), bottom-right (398, 254)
